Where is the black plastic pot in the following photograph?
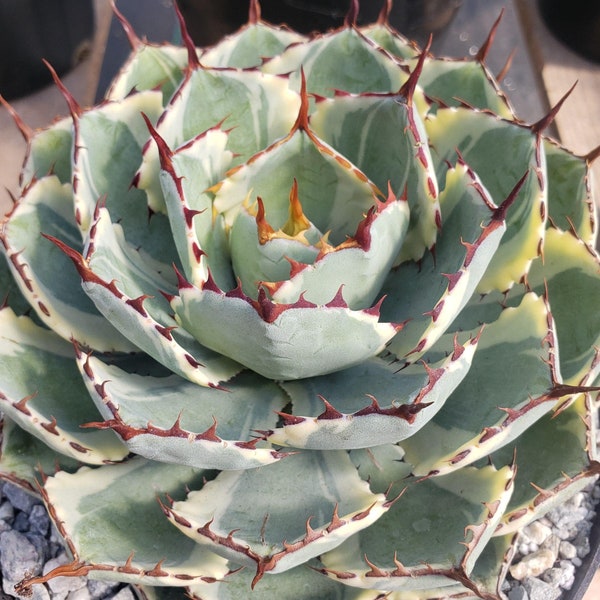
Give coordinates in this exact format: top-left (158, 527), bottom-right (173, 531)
top-left (0, 0), bottom-right (95, 100)
top-left (96, 0), bottom-right (461, 98)
top-left (538, 0), bottom-right (600, 63)
top-left (178, 0), bottom-right (461, 46)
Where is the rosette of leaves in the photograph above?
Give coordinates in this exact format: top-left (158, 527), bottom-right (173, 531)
top-left (1, 1), bottom-right (599, 598)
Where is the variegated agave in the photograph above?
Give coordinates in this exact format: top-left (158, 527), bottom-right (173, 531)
top-left (1, 1), bottom-right (599, 598)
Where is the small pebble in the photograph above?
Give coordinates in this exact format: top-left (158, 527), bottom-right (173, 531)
top-left (86, 580), bottom-right (122, 600)
top-left (2, 484), bottom-right (40, 514)
top-left (0, 500), bottom-right (15, 523)
top-left (0, 530), bottom-right (44, 581)
top-left (523, 521), bottom-right (552, 546)
top-left (558, 540), bottom-right (577, 560)
top-left (509, 549), bottom-right (557, 580)
top-left (68, 588), bottom-right (92, 600)
top-left (508, 586), bottom-right (529, 600)
top-left (108, 589), bottom-right (135, 600)
top-left (29, 505), bottom-right (51, 536)
top-left (523, 576), bottom-right (562, 600)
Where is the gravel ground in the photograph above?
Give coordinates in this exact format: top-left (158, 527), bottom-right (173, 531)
top-left (0, 476), bottom-right (597, 600)
top-left (503, 480), bottom-right (600, 600)
top-left (0, 454), bottom-right (598, 600)
top-left (0, 482), bottom-right (133, 600)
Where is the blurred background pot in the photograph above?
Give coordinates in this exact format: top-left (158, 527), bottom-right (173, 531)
top-left (0, 0), bottom-right (95, 100)
top-left (538, 0), bottom-right (600, 63)
top-left (178, 0), bottom-right (462, 46)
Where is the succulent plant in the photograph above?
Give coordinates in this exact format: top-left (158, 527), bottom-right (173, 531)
top-left (1, 1), bottom-right (599, 598)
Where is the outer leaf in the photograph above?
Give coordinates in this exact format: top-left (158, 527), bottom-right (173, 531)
top-left (266, 334), bottom-right (478, 449)
top-left (380, 160), bottom-right (507, 360)
top-left (425, 107), bottom-right (545, 292)
top-left (526, 226), bottom-right (600, 384)
top-left (1, 176), bottom-right (137, 352)
top-left (0, 417), bottom-right (81, 491)
top-left (418, 57), bottom-right (513, 118)
top-left (106, 43), bottom-right (189, 103)
top-left (400, 293), bottom-right (561, 476)
top-left (494, 393), bottom-right (600, 535)
top-left (137, 68), bottom-right (301, 212)
top-left (59, 206), bottom-right (241, 387)
top-left (165, 451), bottom-right (389, 583)
top-left (359, 22), bottom-right (419, 60)
top-left (544, 139), bottom-right (596, 245)
top-left (78, 353), bottom-right (290, 470)
top-left (262, 27), bottom-right (405, 96)
top-left (200, 21), bottom-right (305, 68)
top-left (319, 463), bottom-right (514, 593)
top-left (0, 248), bottom-right (34, 317)
top-left (187, 564), bottom-right (384, 600)
top-left (19, 116), bottom-right (73, 189)
top-left (73, 89), bottom-right (177, 272)
top-left (17, 458), bottom-right (230, 594)
top-left (0, 308), bottom-right (128, 464)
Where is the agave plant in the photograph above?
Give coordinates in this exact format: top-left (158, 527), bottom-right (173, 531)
top-left (1, 1), bottom-right (599, 598)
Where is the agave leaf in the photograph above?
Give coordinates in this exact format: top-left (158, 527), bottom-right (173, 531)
top-left (319, 463), bottom-right (514, 593)
top-left (525, 226), bottom-right (600, 384)
top-left (137, 68), bottom-right (301, 213)
top-left (106, 44), bottom-right (190, 103)
top-left (172, 277), bottom-right (398, 380)
top-left (19, 116), bottom-right (73, 189)
top-left (0, 307), bottom-right (128, 464)
top-left (77, 353), bottom-right (290, 470)
top-left (544, 139), bottom-right (597, 246)
top-left (73, 89), bottom-right (177, 271)
top-left (60, 206), bottom-right (242, 387)
top-left (213, 128), bottom-right (380, 251)
top-left (262, 27), bottom-right (405, 96)
top-left (400, 293), bottom-right (560, 477)
top-left (151, 120), bottom-right (235, 290)
top-left (494, 393), bottom-right (600, 535)
top-left (418, 57), bottom-right (513, 118)
top-left (425, 106), bottom-right (545, 293)
top-left (442, 226), bottom-right (600, 385)
top-left (310, 91), bottom-right (438, 261)
top-left (212, 118), bottom-right (392, 305)
top-left (266, 335), bottom-right (478, 449)
top-left (381, 160), bottom-right (507, 360)
top-left (313, 533), bottom-right (512, 599)
top-left (0, 416), bottom-right (81, 491)
top-left (186, 563), bottom-right (384, 600)
top-left (200, 21), bottom-right (305, 68)
top-left (1, 175), bottom-right (137, 352)
top-left (0, 247), bottom-right (35, 318)
top-left (165, 451), bottom-right (389, 582)
top-left (17, 458), bottom-right (231, 594)
top-left (359, 22), bottom-right (419, 60)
